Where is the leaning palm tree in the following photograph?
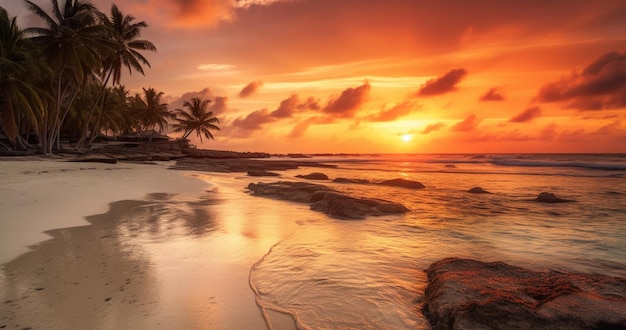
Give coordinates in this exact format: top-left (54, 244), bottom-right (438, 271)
top-left (172, 97), bottom-right (220, 143)
top-left (0, 6), bottom-right (46, 150)
top-left (24, 0), bottom-right (109, 154)
top-left (131, 87), bottom-right (172, 137)
top-left (77, 4), bottom-right (156, 146)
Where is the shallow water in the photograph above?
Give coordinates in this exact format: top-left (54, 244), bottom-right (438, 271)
top-left (244, 154), bottom-right (626, 329)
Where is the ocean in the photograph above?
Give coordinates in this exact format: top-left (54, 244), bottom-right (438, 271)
top-left (237, 153), bottom-right (626, 329)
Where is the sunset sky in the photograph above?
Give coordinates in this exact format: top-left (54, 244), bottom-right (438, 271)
top-left (4, 0), bottom-right (626, 153)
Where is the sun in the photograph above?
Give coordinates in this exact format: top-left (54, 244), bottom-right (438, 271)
top-left (401, 134), bottom-right (413, 142)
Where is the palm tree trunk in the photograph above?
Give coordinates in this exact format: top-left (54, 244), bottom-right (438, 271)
top-left (77, 69), bottom-right (113, 148)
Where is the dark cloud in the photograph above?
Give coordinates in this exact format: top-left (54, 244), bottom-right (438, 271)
top-left (322, 81), bottom-right (371, 118)
top-left (271, 94), bottom-right (320, 118)
top-left (422, 122), bottom-right (445, 134)
top-left (239, 80), bottom-right (263, 98)
top-left (417, 69), bottom-right (467, 96)
top-left (509, 106), bottom-right (542, 123)
top-left (366, 101), bottom-right (419, 122)
top-left (480, 87), bottom-right (505, 101)
top-left (232, 108), bottom-right (274, 130)
top-left (451, 114), bottom-right (481, 131)
top-left (535, 50), bottom-right (626, 110)
top-left (168, 88), bottom-right (228, 117)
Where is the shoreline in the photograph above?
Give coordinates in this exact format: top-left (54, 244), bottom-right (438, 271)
top-left (0, 159), bottom-right (301, 329)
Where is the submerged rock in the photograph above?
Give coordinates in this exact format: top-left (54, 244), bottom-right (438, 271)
top-left (247, 181), bottom-right (332, 203)
top-left (422, 258), bottom-right (626, 330)
top-left (535, 192), bottom-right (572, 203)
top-left (247, 181), bottom-right (409, 219)
top-left (468, 187), bottom-right (490, 194)
top-left (311, 191), bottom-right (409, 220)
top-left (332, 177), bottom-right (370, 184)
top-left (247, 170), bottom-right (280, 177)
top-left (296, 172), bottom-right (329, 180)
top-left (379, 178), bottom-right (425, 189)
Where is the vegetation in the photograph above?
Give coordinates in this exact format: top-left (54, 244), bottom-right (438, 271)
top-left (0, 0), bottom-right (219, 154)
top-left (172, 97), bottom-right (220, 143)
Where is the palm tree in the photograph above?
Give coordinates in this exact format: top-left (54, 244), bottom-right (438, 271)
top-left (24, 0), bottom-right (109, 154)
top-left (0, 6), bottom-right (46, 150)
top-left (131, 87), bottom-right (172, 138)
top-left (78, 4), bottom-right (156, 146)
top-left (172, 97), bottom-right (220, 143)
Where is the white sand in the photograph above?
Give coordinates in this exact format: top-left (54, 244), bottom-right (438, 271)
top-left (0, 160), bottom-right (208, 264)
top-left (0, 159), bottom-right (299, 329)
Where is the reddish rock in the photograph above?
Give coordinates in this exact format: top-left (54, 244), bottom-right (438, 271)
top-left (296, 172), bottom-right (329, 180)
top-left (536, 192), bottom-right (572, 203)
top-left (422, 258), bottom-right (626, 330)
top-left (379, 178), bottom-right (425, 189)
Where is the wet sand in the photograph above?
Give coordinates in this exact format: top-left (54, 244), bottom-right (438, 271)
top-left (0, 160), bottom-right (299, 329)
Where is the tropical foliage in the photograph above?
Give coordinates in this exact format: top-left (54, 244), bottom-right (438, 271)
top-left (0, 1), bottom-right (217, 154)
top-left (172, 97), bottom-right (220, 143)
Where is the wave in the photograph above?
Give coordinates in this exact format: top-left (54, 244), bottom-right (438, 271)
top-left (490, 160), bottom-right (626, 171)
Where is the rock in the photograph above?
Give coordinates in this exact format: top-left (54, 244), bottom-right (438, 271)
top-left (333, 178), bottom-right (370, 184)
top-left (422, 258), bottom-right (626, 330)
top-left (296, 172), bottom-right (329, 180)
top-left (535, 192), bottom-right (571, 203)
top-left (247, 181), bottom-right (333, 203)
top-left (247, 170), bottom-right (280, 177)
top-left (247, 181), bottom-right (409, 219)
top-left (379, 178), bottom-right (425, 189)
top-left (311, 191), bottom-right (409, 220)
top-left (468, 187), bottom-right (490, 194)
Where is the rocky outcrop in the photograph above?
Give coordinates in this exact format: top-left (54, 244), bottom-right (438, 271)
top-left (468, 187), bottom-right (490, 194)
top-left (333, 178), bottom-right (370, 184)
top-left (422, 258), bottom-right (626, 330)
top-left (247, 181), bottom-right (409, 219)
top-left (535, 192), bottom-right (572, 203)
top-left (296, 172), bottom-right (329, 180)
top-left (247, 170), bottom-right (280, 177)
top-left (310, 191), bottom-right (409, 219)
top-left (174, 158), bottom-right (336, 173)
top-left (247, 181), bottom-right (333, 203)
top-left (379, 178), bottom-right (425, 189)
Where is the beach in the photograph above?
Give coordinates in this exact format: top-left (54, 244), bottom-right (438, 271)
top-left (1, 154), bottom-right (625, 329)
top-left (0, 159), bottom-right (298, 329)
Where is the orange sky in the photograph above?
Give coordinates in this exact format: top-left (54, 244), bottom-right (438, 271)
top-left (5, 0), bottom-right (626, 153)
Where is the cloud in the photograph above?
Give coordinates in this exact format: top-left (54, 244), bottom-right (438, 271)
top-left (451, 114), bottom-right (481, 131)
top-left (198, 64), bottom-right (235, 71)
top-left (509, 106), bottom-right (542, 123)
top-left (271, 94), bottom-right (320, 118)
top-left (417, 69), bottom-right (467, 96)
top-left (366, 100), bottom-right (419, 122)
top-left (288, 116), bottom-right (319, 138)
top-left (239, 80), bottom-right (263, 98)
top-left (593, 120), bottom-right (621, 135)
top-left (422, 122), bottom-right (446, 134)
top-left (168, 88), bottom-right (228, 116)
top-left (232, 108), bottom-right (274, 130)
top-left (322, 81), bottom-right (371, 118)
top-left (124, 0), bottom-right (235, 28)
top-left (479, 87), bottom-right (505, 101)
top-left (535, 50), bottom-right (626, 110)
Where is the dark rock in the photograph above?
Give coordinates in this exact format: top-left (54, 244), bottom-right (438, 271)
top-left (379, 178), bottom-right (425, 189)
top-left (173, 158), bottom-right (336, 173)
top-left (248, 181), bottom-right (409, 219)
top-left (247, 181), bottom-right (333, 203)
top-left (445, 164), bottom-right (457, 168)
top-left (468, 187), bottom-right (490, 194)
top-left (311, 191), bottom-right (409, 220)
top-left (422, 258), bottom-right (626, 330)
top-left (333, 177), bottom-right (370, 184)
top-left (536, 192), bottom-right (572, 203)
top-left (296, 172), bottom-right (329, 180)
top-left (247, 170), bottom-right (280, 177)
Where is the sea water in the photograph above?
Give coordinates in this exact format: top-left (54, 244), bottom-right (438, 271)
top-left (240, 154), bottom-right (626, 329)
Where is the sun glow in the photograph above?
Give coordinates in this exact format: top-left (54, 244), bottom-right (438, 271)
top-left (401, 134), bottom-right (413, 142)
